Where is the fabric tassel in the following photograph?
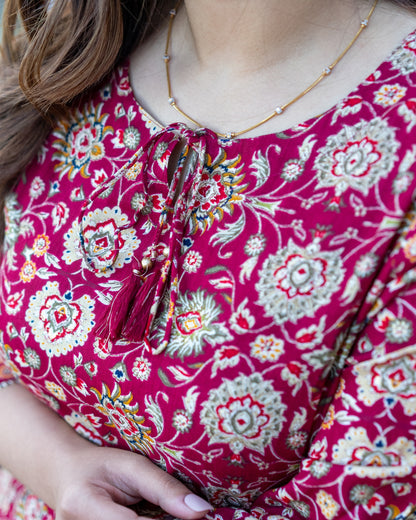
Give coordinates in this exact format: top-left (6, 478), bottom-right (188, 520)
top-left (85, 124), bottom-right (209, 348)
top-left (93, 271), bottom-right (143, 341)
top-left (121, 270), bottom-right (159, 342)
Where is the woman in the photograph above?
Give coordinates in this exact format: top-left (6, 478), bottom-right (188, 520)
top-left (0, 0), bottom-right (416, 518)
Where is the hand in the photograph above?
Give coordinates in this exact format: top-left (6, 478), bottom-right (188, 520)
top-left (53, 443), bottom-right (212, 520)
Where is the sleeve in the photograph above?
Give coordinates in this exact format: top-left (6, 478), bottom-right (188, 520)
top-left (204, 212), bottom-right (416, 520)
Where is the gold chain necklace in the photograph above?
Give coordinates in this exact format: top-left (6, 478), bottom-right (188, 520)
top-left (164, 0), bottom-right (378, 139)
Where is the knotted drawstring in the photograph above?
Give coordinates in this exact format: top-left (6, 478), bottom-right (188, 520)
top-left (78, 123), bottom-right (210, 353)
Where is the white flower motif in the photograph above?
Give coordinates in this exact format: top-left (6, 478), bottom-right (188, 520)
top-left (52, 102), bottom-right (111, 179)
top-left (183, 250), bottom-right (202, 273)
top-left (281, 362), bottom-right (309, 395)
top-left (386, 318), bottom-right (413, 344)
top-left (281, 159), bottom-right (304, 182)
top-left (132, 356), bottom-right (151, 381)
top-left (93, 337), bottom-right (113, 359)
top-left (256, 240), bottom-right (344, 324)
top-left (45, 380), bottom-right (67, 401)
top-left (354, 352), bottom-right (416, 416)
top-left (29, 177), bottom-right (45, 199)
top-left (333, 426), bottom-right (416, 478)
top-left (332, 96), bottom-right (363, 123)
top-left (316, 490), bottom-right (340, 520)
top-left (393, 171), bottom-right (414, 194)
top-left (309, 460), bottom-right (331, 478)
top-left (25, 281), bottom-right (95, 357)
top-left (314, 118), bottom-right (399, 195)
top-left (349, 484), bottom-right (375, 505)
top-left (200, 373), bottom-right (286, 454)
top-left (123, 127), bottom-right (141, 149)
top-left (110, 362), bottom-right (129, 383)
top-left (52, 202), bottom-right (69, 232)
top-left (5, 291), bottom-right (25, 316)
top-left (250, 335), bottom-right (284, 362)
top-left (153, 289), bottom-right (232, 359)
top-left (60, 365), bottom-right (77, 386)
top-left (24, 348), bottom-right (41, 369)
top-left (211, 346), bottom-right (240, 377)
top-left (91, 168), bottom-right (109, 188)
top-left (354, 252), bottom-right (379, 278)
top-left (4, 193), bottom-right (22, 250)
top-left (229, 298), bottom-right (255, 334)
top-left (244, 234), bottom-right (266, 256)
top-left (390, 32), bottom-right (416, 74)
top-left (295, 317), bottom-right (326, 349)
top-left (374, 84), bottom-right (407, 107)
top-left (173, 410), bottom-right (192, 432)
top-left (64, 411), bottom-right (103, 445)
top-left (398, 99), bottom-right (416, 131)
top-left (63, 207), bottom-right (140, 276)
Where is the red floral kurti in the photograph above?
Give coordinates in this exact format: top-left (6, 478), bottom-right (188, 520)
top-left (1, 29), bottom-right (416, 520)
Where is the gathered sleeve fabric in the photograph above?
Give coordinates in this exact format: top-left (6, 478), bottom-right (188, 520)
top-left (201, 206), bottom-right (416, 519)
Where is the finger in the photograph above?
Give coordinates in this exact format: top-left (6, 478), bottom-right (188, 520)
top-left (57, 491), bottom-right (143, 520)
top-left (115, 454), bottom-right (213, 519)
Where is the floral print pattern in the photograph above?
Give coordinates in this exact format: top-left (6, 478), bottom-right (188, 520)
top-left (64, 207), bottom-right (140, 275)
top-left (2, 29), bottom-right (416, 520)
top-left (200, 373), bottom-right (286, 454)
top-left (256, 240), bottom-right (344, 324)
top-left (153, 289), bottom-right (232, 359)
top-left (25, 282), bottom-right (95, 357)
top-left (52, 102), bottom-right (113, 179)
top-left (91, 383), bottom-right (154, 454)
top-left (313, 117), bottom-right (399, 195)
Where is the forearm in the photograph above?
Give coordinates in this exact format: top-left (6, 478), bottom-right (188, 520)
top-left (0, 383), bottom-right (90, 508)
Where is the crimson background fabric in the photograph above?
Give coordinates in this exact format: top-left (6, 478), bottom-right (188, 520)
top-left (1, 29), bottom-right (416, 520)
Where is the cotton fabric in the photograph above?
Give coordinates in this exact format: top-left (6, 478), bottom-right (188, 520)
top-left (1, 30), bottom-right (416, 520)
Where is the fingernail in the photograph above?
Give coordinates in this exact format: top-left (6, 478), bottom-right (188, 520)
top-left (184, 494), bottom-right (213, 512)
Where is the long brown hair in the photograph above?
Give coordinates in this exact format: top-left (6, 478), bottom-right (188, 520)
top-left (0, 0), bottom-right (172, 240)
top-left (0, 0), bottom-right (415, 233)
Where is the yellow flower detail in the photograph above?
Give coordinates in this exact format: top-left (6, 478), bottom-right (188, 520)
top-left (374, 84), bottom-right (407, 107)
top-left (45, 380), bottom-right (67, 401)
top-left (404, 235), bottom-right (416, 262)
top-left (335, 377), bottom-right (345, 399)
top-left (91, 383), bottom-right (154, 454)
top-left (316, 490), bottom-right (340, 520)
top-left (32, 234), bottom-right (50, 257)
top-left (125, 161), bottom-right (143, 181)
top-left (250, 335), bottom-right (284, 362)
top-left (322, 404), bottom-right (335, 430)
top-left (52, 102), bottom-right (113, 179)
top-left (19, 260), bottom-right (36, 283)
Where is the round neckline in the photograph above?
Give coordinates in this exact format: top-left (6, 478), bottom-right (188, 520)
top-left (124, 26), bottom-right (416, 144)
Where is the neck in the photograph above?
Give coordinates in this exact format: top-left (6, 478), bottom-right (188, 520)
top-left (130, 0), bottom-right (415, 137)
top-left (180, 0), bottom-right (366, 74)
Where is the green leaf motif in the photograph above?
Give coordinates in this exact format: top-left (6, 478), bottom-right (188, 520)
top-left (161, 446), bottom-right (184, 462)
top-left (145, 395), bottom-right (164, 435)
top-left (158, 368), bottom-right (175, 388)
top-left (249, 198), bottom-right (282, 216)
top-left (209, 213), bottom-right (245, 247)
top-left (379, 216), bottom-right (403, 230)
top-left (250, 150), bottom-right (270, 189)
top-left (204, 265), bottom-right (229, 275)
